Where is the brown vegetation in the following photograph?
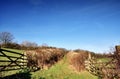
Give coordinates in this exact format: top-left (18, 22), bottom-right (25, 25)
top-left (25, 47), bottom-right (68, 70)
top-left (66, 50), bottom-right (89, 72)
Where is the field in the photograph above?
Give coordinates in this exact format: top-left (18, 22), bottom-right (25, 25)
top-left (0, 48), bottom-right (98, 79)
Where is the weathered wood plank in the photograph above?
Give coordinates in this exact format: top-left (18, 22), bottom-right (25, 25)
top-left (0, 65), bottom-right (27, 67)
top-left (0, 55), bottom-right (27, 60)
top-left (0, 49), bottom-right (24, 56)
top-left (0, 68), bottom-right (27, 72)
top-left (0, 60), bottom-right (27, 63)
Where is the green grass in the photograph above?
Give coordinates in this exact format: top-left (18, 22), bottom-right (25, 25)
top-left (31, 56), bottom-right (98, 79)
top-left (97, 57), bottom-right (111, 63)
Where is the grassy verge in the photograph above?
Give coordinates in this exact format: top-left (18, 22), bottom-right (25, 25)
top-left (32, 56), bottom-right (98, 79)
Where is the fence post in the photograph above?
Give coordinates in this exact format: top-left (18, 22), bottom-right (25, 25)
top-left (115, 46), bottom-right (120, 69)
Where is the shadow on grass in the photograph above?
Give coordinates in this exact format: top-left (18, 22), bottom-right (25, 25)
top-left (39, 77), bottom-right (46, 79)
top-left (0, 72), bottom-right (31, 79)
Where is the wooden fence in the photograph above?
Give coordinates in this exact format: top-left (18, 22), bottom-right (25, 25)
top-left (85, 45), bottom-right (120, 79)
top-left (0, 48), bottom-right (27, 72)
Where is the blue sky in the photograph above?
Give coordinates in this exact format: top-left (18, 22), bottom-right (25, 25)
top-left (0, 0), bottom-right (120, 53)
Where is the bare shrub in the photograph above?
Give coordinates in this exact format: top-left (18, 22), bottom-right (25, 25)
top-left (26, 47), bottom-right (68, 70)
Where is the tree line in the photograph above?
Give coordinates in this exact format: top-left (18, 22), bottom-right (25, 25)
top-left (0, 32), bottom-right (45, 50)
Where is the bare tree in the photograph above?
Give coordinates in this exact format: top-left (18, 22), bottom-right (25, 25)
top-left (0, 32), bottom-right (14, 44)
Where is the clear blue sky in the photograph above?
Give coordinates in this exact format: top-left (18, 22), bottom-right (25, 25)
top-left (0, 0), bottom-right (120, 53)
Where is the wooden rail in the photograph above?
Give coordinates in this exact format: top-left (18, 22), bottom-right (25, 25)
top-left (0, 48), bottom-right (27, 72)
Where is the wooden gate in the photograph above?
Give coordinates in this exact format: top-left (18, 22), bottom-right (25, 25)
top-left (85, 46), bottom-right (120, 79)
top-left (0, 48), bottom-right (27, 72)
